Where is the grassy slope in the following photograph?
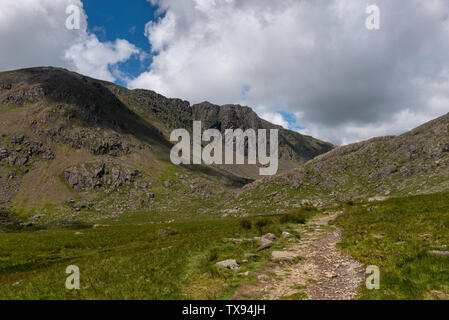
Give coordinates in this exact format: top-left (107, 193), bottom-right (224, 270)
top-left (334, 192), bottom-right (449, 300)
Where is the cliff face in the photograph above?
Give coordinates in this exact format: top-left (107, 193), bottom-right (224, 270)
top-left (192, 101), bottom-right (334, 162)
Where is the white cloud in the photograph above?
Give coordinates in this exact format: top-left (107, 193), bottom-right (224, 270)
top-left (129, 0), bottom-right (449, 145)
top-left (0, 0), bottom-right (139, 82)
top-left (65, 36), bottom-right (140, 82)
top-left (260, 112), bottom-right (289, 129)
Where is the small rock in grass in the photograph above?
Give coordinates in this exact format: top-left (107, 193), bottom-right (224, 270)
top-left (281, 231), bottom-right (293, 238)
top-left (215, 259), bottom-right (240, 270)
top-left (428, 250), bottom-right (449, 257)
top-left (30, 214), bottom-right (43, 221)
top-left (371, 234), bottom-right (384, 239)
top-left (429, 290), bottom-right (449, 299)
top-left (368, 196), bottom-right (388, 202)
top-left (244, 253), bottom-right (259, 259)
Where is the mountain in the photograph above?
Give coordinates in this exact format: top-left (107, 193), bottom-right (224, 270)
top-left (0, 67), bottom-right (332, 213)
top-left (102, 83), bottom-right (333, 177)
top-left (235, 112), bottom-right (449, 211)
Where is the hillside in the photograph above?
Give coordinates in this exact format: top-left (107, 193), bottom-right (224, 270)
top-left (234, 112), bottom-right (449, 212)
top-left (0, 67), bottom-right (332, 216)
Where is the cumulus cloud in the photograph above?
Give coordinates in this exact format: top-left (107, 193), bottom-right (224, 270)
top-left (129, 0), bottom-right (449, 145)
top-left (0, 0), bottom-right (139, 82)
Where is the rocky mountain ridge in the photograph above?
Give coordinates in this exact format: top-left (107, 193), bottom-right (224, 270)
top-left (0, 67), bottom-right (333, 214)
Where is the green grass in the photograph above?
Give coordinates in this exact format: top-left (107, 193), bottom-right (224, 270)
top-left (334, 192), bottom-right (449, 300)
top-left (0, 209), bottom-right (312, 299)
top-left (5, 189), bottom-right (448, 300)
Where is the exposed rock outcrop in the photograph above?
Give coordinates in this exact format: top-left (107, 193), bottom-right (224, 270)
top-left (0, 134), bottom-right (54, 166)
top-left (63, 161), bottom-right (138, 191)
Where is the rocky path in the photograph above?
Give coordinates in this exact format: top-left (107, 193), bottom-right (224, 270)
top-left (235, 213), bottom-right (365, 300)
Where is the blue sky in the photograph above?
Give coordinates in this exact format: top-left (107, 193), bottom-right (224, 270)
top-left (83, 0), bottom-right (157, 86)
top-left (74, 1), bottom-right (301, 129)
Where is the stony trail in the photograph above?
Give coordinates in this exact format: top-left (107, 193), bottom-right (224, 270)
top-left (235, 213), bottom-right (365, 300)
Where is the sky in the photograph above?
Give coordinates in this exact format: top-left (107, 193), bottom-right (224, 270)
top-left (1, 0), bottom-right (449, 145)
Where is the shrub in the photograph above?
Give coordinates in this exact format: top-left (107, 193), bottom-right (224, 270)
top-left (279, 209), bottom-right (312, 224)
top-left (302, 206), bottom-right (317, 212)
top-left (254, 218), bottom-right (273, 234)
top-left (206, 248), bottom-right (219, 262)
top-left (240, 219), bottom-right (252, 230)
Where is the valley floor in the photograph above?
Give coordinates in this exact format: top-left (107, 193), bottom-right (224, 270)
top-left (1, 192), bottom-right (448, 300)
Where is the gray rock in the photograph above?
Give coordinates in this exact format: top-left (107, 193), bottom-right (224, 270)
top-left (368, 196), bottom-right (389, 202)
top-left (30, 214), bottom-right (43, 221)
top-left (271, 251), bottom-right (299, 261)
top-left (281, 231), bottom-right (293, 238)
top-left (262, 233), bottom-right (277, 241)
top-left (255, 237), bottom-right (272, 251)
top-left (64, 162), bottom-right (138, 191)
